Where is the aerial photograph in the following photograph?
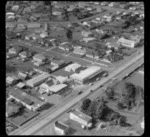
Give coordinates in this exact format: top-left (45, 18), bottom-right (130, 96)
top-left (6, 1), bottom-right (144, 136)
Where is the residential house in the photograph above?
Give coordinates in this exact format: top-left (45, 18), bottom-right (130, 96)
top-left (39, 79), bottom-right (54, 94)
top-left (81, 31), bottom-right (92, 37)
top-left (51, 59), bottom-right (65, 68)
top-left (18, 71), bottom-right (28, 80)
top-left (9, 47), bottom-right (17, 54)
top-left (73, 47), bottom-right (86, 56)
top-left (19, 51), bottom-right (32, 59)
top-left (27, 23), bottom-right (41, 29)
top-left (86, 48), bottom-right (99, 59)
top-left (82, 37), bottom-right (96, 43)
top-left (33, 54), bottom-right (46, 63)
top-left (59, 43), bottom-right (73, 51)
top-left (6, 76), bottom-right (19, 85)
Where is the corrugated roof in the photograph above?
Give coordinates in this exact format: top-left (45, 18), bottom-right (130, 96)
top-left (11, 89), bottom-right (34, 105)
top-left (26, 73), bottom-right (50, 86)
top-left (71, 66), bottom-right (101, 81)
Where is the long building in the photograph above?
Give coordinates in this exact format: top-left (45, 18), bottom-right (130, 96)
top-left (69, 109), bottom-right (92, 128)
top-left (26, 73), bottom-right (50, 87)
top-left (70, 66), bottom-right (102, 84)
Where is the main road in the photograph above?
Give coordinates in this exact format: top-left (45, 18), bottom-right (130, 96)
top-left (17, 52), bottom-right (143, 135)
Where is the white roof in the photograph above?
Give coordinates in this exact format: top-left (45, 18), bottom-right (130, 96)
top-left (49, 84), bottom-right (67, 92)
top-left (65, 63), bottom-right (81, 71)
top-left (55, 76), bottom-right (67, 82)
top-left (71, 66), bottom-right (101, 81)
top-left (118, 37), bottom-right (135, 45)
top-left (26, 73), bottom-right (50, 86)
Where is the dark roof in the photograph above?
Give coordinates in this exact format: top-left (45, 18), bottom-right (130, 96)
top-left (10, 89), bottom-right (34, 105)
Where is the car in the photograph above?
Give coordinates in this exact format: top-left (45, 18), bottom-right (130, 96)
top-left (89, 83), bottom-right (93, 86)
top-left (78, 91), bottom-right (83, 95)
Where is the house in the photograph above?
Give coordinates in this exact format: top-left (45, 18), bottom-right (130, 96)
top-left (73, 47), bottom-right (86, 56)
top-left (12, 5), bottom-right (19, 11)
top-left (51, 59), bottom-right (65, 68)
top-left (59, 43), bottom-right (73, 51)
top-left (33, 54), bottom-right (46, 63)
top-left (81, 31), bottom-right (92, 37)
top-left (69, 109), bottom-right (92, 129)
top-left (117, 37), bottom-right (138, 48)
top-left (82, 37), bottom-right (96, 43)
top-left (54, 121), bottom-right (69, 135)
top-left (19, 51), bottom-right (32, 59)
top-left (52, 11), bottom-right (62, 16)
top-left (16, 82), bottom-right (26, 89)
top-left (39, 79), bottom-right (54, 94)
top-left (18, 71), bottom-right (28, 80)
top-left (9, 47), bottom-right (17, 54)
top-left (6, 76), bottom-right (19, 85)
top-left (86, 48), bottom-right (99, 59)
top-left (27, 23), bottom-right (41, 29)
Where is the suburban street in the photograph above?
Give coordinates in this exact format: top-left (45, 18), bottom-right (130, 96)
top-left (10, 50), bottom-right (143, 135)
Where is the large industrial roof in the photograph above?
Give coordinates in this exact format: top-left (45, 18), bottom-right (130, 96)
top-left (71, 66), bottom-right (101, 81)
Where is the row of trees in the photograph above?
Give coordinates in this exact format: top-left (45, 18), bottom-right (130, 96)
top-left (105, 82), bottom-right (144, 110)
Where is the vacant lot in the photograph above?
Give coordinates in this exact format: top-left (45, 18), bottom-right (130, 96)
top-left (126, 72), bottom-right (144, 89)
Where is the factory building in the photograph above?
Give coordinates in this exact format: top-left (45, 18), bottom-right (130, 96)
top-left (26, 73), bottom-right (50, 87)
top-left (70, 66), bottom-right (102, 84)
top-left (54, 121), bottom-right (70, 135)
top-left (65, 63), bottom-right (82, 73)
top-left (69, 109), bottom-right (92, 129)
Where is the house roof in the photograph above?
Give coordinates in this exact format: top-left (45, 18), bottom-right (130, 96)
top-left (33, 54), bottom-right (46, 61)
top-left (74, 48), bottom-right (86, 54)
top-left (118, 37), bottom-right (135, 45)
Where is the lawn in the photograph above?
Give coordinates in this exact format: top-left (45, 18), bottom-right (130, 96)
top-left (126, 72), bottom-right (144, 89)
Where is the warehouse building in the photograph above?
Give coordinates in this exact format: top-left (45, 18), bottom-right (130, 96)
top-left (26, 73), bottom-right (50, 87)
top-left (117, 37), bottom-right (140, 48)
top-left (10, 89), bottom-right (45, 111)
top-left (69, 109), bottom-right (92, 129)
top-left (54, 121), bottom-right (69, 135)
top-left (65, 63), bottom-right (82, 72)
top-left (70, 66), bottom-right (102, 84)
top-left (48, 84), bottom-right (68, 94)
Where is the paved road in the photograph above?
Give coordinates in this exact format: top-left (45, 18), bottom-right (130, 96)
top-left (18, 52), bottom-right (143, 135)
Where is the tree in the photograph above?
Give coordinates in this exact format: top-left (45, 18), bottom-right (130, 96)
top-left (81, 98), bottom-right (91, 113)
top-left (87, 100), bottom-right (99, 117)
top-left (66, 29), bottom-right (73, 41)
top-left (6, 64), bottom-right (16, 73)
top-left (124, 82), bottom-right (136, 99)
top-left (117, 102), bottom-right (126, 110)
top-left (105, 87), bottom-right (115, 100)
